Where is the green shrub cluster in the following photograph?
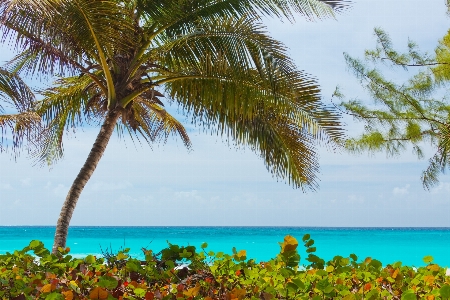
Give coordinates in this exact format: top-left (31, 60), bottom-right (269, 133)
top-left (1, 235), bottom-right (449, 300)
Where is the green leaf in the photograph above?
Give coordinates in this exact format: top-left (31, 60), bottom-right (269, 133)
top-left (324, 286), bottom-right (334, 294)
top-left (350, 254), bottom-right (358, 261)
top-left (29, 240), bottom-right (42, 249)
top-left (326, 265), bottom-right (335, 272)
top-left (302, 234), bottom-right (311, 242)
top-left (286, 282), bottom-right (298, 293)
top-left (306, 247), bottom-right (316, 253)
top-left (440, 285), bottom-right (450, 298)
top-left (401, 292), bottom-right (417, 300)
top-left (179, 249), bottom-right (192, 259)
top-left (316, 278), bottom-right (330, 291)
top-left (45, 292), bottom-right (64, 300)
top-left (84, 255), bottom-right (96, 264)
top-left (165, 260), bottom-right (175, 269)
top-left (201, 242), bottom-right (208, 249)
top-left (366, 289), bottom-right (379, 300)
top-left (339, 258), bottom-right (350, 266)
top-left (279, 268), bottom-right (294, 278)
top-left (116, 253), bottom-right (128, 260)
top-left (423, 255), bottom-right (434, 264)
top-left (369, 259), bottom-right (382, 270)
top-left (134, 288), bottom-right (146, 298)
top-left (304, 239), bottom-right (314, 247)
top-left (285, 253), bottom-right (300, 268)
top-left (292, 279), bottom-right (305, 290)
top-left (126, 261), bottom-right (139, 272)
top-left (98, 276), bottom-right (118, 289)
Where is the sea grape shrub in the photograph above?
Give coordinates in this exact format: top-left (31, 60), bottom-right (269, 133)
top-left (1, 236), bottom-right (450, 299)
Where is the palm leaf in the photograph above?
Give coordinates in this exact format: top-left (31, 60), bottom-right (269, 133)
top-left (0, 68), bottom-right (39, 153)
top-left (163, 55), bottom-right (342, 188)
top-left (130, 98), bottom-right (191, 148)
top-left (0, 0), bottom-right (134, 77)
top-left (33, 74), bottom-right (102, 164)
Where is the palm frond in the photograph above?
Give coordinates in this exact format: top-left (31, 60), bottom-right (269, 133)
top-left (138, 0), bottom-right (350, 33)
top-left (0, 68), bottom-right (35, 110)
top-left (163, 55), bottom-right (342, 188)
top-left (0, 67), bottom-right (39, 153)
top-left (0, 0), bottom-right (134, 77)
top-left (231, 108), bottom-right (320, 189)
top-left (150, 15), bottom-right (295, 79)
top-left (0, 112), bottom-right (40, 153)
top-left (163, 46), bottom-right (342, 143)
top-left (33, 74), bottom-right (103, 164)
top-left (131, 98), bottom-right (191, 149)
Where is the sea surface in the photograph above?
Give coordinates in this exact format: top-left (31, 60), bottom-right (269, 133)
top-left (0, 227), bottom-right (449, 267)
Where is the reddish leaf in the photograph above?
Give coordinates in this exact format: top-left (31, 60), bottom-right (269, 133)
top-left (392, 268), bottom-right (399, 279)
top-left (89, 287), bottom-right (109, 300)
top-left (62, 290), bottom-right (74, 300)
top-left (281, 236), bottom-right (298, 253)
top-left (41, 284), bottom-right (56, 293)
top-left (183, 284), bottom-right (201, 297)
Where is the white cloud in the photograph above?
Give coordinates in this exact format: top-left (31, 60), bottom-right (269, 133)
top-left (43, 182), bottom-right (67, 197)
top-left (0, 183), bottom-right (12, 190)
top-left (392, 184), bottom-right (410, 196)
top-left (347, 194), bottom-right (365, 204)
top-left (53, 184), bottom-right (68, 197)
top-left (88, 181), bottom-right (132, 192)
top-left (21, 178), bottom-right (31, 187)
top-left (174, 190), bottom-right (202, 201)
top-left (431, 182), bottom-right (450, 194)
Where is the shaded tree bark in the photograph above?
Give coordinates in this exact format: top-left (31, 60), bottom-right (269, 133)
top-left (52, 110), bottom-right (121, 254)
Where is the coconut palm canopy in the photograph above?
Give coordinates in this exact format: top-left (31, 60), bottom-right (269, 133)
top-left (0, 0), bottom-right (348, 251)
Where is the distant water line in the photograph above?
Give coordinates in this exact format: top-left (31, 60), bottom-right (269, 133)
top-left (0, 226), bottom-right (449, 267)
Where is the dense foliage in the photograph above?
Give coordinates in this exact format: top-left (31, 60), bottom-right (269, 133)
top-left (1, 235), bottom-right (449, 300)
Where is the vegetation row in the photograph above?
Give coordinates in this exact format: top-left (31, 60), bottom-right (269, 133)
top-left (1, 235), bottom-right (449, 300)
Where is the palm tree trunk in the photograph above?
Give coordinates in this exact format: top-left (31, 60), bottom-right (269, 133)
top-left (52, 110), bottom-right (120, 254)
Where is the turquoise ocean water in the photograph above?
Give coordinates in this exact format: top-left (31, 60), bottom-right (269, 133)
top-left (0, 227), bottom-right (449, 267)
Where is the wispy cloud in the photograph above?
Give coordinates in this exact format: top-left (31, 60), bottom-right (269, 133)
top-left (347, 194), bottom-right (365, 204)
top-left (0, 183), bottom-right (12, 190)
top-left (393, 184), bottom-right (410, 196)
top-left (175, 190), bottom-right (202, 201)
top-left (88, 181), bottom-right (133, 192)
top-left (431, 182), bottom-right (450, 194)
top-left (21, 178), bottom-right (31, 187)
top-left (53, 184), bottom-right (68, 197)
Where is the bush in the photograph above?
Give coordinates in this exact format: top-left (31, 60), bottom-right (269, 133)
top-left (0, 235), bottom-right (449, 299)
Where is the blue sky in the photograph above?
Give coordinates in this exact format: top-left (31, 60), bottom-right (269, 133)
top-left (1, 0), bottom-right (450, 227)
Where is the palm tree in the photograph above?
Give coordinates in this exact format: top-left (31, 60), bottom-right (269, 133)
top-left (0, 0), bottom-right (348, 253)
